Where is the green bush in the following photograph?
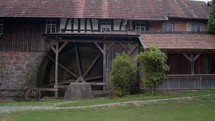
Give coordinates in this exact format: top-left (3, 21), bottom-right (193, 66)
top-left (110, 53), bottom-right (136, 96)
top-left (137, 46), bottom-right (169, 93)
top-left (208, 0), bottom-right (215, 33)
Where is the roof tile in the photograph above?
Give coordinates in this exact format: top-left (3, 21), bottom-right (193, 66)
top-left (141, 33), bottom-right (215, 50)
top-left (0, 0), bottom-right (209, 20)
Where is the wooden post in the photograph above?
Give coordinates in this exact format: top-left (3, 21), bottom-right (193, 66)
top-left (103, 42), bottom-right (107, 91)
top-left (51, 41), bottom-right (68, 98)
top-left (54, 42), bottom-right (59, 98)
top-left (183, 53), bottom-right (201, 75)
top-left (94, 42), bottom-right (108, 91)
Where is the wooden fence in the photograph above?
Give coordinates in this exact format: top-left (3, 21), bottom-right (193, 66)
top-left (157, 74), bottom-right (215, 90)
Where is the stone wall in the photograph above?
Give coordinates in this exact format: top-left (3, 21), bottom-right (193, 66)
top-left (0, 51), bottom-right (45, 100)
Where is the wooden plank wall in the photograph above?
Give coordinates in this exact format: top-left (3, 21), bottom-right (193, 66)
top-left (0, 18), bottom-right (46, 52)
top-left (157, 74), bottom-right (215, 90)
top-left (167, 53), bottom-right (210, 74)
top-left (167, 53), bottom-right (191, 74)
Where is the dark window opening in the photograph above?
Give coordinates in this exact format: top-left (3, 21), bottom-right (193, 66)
top-left (46, 20), bottom-right (57, 34)
top-left (163, 23), bottom-right (174, 32)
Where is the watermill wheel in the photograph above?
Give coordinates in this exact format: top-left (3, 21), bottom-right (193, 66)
top-left (38, 43), bottom-right (103, 96)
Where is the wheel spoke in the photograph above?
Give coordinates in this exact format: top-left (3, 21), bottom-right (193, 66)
top-left (83, 53), bottom-right (101, 77)
top-left (75, 44), bottom-right (82, 76)
top-left (25, 88), bottom-right (41, 101)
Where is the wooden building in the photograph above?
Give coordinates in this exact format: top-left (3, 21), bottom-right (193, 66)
top-left (0, 0), bottom-right (215, 99)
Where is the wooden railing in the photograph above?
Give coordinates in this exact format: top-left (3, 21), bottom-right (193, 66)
top-left (157, 74), bottom-right (215, 90)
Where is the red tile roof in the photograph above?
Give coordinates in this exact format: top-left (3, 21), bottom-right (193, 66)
top-left (0, 0), bottom-right (209, 20)
top-left (140, 33), bottom-right (215, 50)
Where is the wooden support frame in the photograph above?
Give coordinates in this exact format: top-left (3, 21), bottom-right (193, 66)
top-left (183, 53), bottom-right (201, 75)
top-left (51, 41), bottom-right (68, 98)
top-left (117, 42), bottom-right (138, 56)
top-left (44, 34), bottom-right (140, 97)
top-left (47, 56), bottom-right (79, 78)
top-left (94, 42), bottom-right (109, 91)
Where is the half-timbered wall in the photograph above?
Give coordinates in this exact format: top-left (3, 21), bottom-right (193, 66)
top-left (60, 18), bottom-right (127, 33)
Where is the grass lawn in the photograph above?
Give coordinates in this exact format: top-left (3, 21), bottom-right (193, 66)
top-left (0, 90), bottom-right (215, 121)
top-left (1, 90), bottom-right (215, 107)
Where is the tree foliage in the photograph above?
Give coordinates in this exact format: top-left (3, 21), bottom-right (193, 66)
top-left (110, 53), bottom-right (136, 96)
top-left (208, 0), bottom-right (215, 33)
top-left (137, 46), bottom-right (169, 93)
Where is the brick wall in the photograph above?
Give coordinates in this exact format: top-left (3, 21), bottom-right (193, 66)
top-left (0, 51), bottom-right (45, 100)
top-left (148, 19), bottom-right (208, 32)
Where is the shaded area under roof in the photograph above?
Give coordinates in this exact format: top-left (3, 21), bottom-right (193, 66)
top-left (0, 0), bottom-right (209, 20)
top-left (141, 33), bottom-right (215, 50)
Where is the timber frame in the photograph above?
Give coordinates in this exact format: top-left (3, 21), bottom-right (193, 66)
top-left (43, 33), bottom-right (141, 97)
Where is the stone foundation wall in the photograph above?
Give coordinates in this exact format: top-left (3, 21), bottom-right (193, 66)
top-left (0, 51), bottom-right (45, 100)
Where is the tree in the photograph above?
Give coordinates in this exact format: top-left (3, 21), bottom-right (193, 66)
top-left (208, 0), bottom-right (215, 33)
top-left (110, 53), bottom-right (136, 96)
top-left (137, 46), bottom-right (169, 93)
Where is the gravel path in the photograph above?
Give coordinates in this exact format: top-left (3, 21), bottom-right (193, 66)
top-left (0, 94), bottom-right (214, 113)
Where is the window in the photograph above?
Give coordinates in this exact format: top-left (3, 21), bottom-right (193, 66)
top-left (163, 23), bottom-right (174, 32)
top-left (100, 22), bottom-right (111, 32)
top-left (191, 24), bottom-right (201, 32)
top-left (45, 20), bottom-right (57, 34)
top-left (0, 20), bottom-right (3, 35)
top-left (135, 22), bottom-right (146, 32)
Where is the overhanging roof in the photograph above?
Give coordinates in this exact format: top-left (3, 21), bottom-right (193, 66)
top-left (44, 32), bottom-right (140, 42)
top-left (0, 0), bottom-right (209, 20)
top-left (140, 33), bottom-right (215, 50)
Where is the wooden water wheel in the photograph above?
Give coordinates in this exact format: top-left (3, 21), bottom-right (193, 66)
top-left (38, 43), bottom-right (104, 96)
top-left (25, 88), bottom-right (41, 101)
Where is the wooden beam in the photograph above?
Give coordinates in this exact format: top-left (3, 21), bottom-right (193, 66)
top-left (89, 19), bottom-right (93, 32)
top-left (183, 53), bottom-right (201, 75)
top-left (78, 19), bottom-right (81, 32)
top-left (75, 76), bottom-right (86, 83)
top-left (75, 45), bottom-right (82, 76)
top-left (194, 54), bottom-right (201, 61)
top-left (85, 75), bottom-right (103, 81)
top-left (58, 79), bottom-right (76, 85)
top-left (51, 46), bottom-right (57, 54)
top-left (103, 42), bottom-right (107, 91)
top-left (63, 18), bottom-right (69, 32)
top-left (118, 42), bottom-right (128, 54)
top-left (58, 42), bottom-right (68, 53)
top-left (119, 19), bottom-right (123, 31)
top-left (47, 56), bottom-right (79, 79)
top-left (94, 42), bottom-right (104, 54)
top-left (106, 42), bottom-right (115, 53)
top-left (183, 53), bottom-right (192, 62)
top-left (89, 82), bottom-right (107, 86)
top-left (71, 18), bottom-right (74, 32)
top-left (54, 42), bottom-right (59, 98)
top-left (191, 54), bottom-right (194, 75)
top-left (83, 53), bottom-right (101, 77)
top-left (85, 19), bottom-right (87, 32)
top-left (128, 43), bottom-right (138, 56)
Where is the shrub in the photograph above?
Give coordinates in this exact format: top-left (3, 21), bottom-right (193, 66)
top-left (110, 53), bottom-right (136, 96)
top-left (208, 0), bottom-right (215, 33)
top-left (137, 46), bottom-right (169, 93)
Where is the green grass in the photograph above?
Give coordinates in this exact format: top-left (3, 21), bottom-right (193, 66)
top-left (57, 90), bottom-right (215, 107)
top-left (1, 95), bottom-right (215, 121)
top-left (0, 98), bottom-right (62, 106)
top-left (0, 90), bottom-right (215, 107)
